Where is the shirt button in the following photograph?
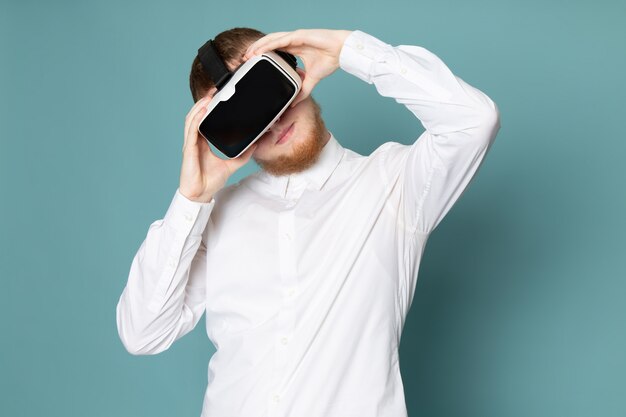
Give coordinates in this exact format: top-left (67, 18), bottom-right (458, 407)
top-left (287, 288), bottom-right (296, 297)
top-left (284, 232), bottom-right (292, 240)
top-left (272, 394), bottom-right (281, 403)
top-left (281, 336), bottom-right (289, 345)
top-left (356, 43), bottom-right (364, 50)
top-left (168, 257), bottom-right (177, 268)
top-left (400, 67), bottom-right (407, 74)
top-left (184, 212), bottom-right (193, 222)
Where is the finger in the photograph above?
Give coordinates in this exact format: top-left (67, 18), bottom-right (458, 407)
top-left (245, 32), bottom-right (290, 55)
top-left (190, 104), bottom-right (209, 147)
top-left (184, 96), bottom-right (210, 145)
top-left (245, 31), bottom-right (294, 57)
top-left (184, 103), bottom-right (203, 150)
top-left (184, 102), bottom-right (209, 151)
top-left (186, 95), bottom-right (210, 121)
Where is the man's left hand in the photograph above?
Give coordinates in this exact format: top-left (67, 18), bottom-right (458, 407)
top-left (243, 29), bottom-right (353, 108)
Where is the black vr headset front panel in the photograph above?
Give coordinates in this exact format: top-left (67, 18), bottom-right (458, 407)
top-left (199, 60), bottom-right (297, 158)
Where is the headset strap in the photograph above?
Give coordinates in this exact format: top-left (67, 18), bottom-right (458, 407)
top-left (197, 39), bottom-right (299, 91)
top-left (197, 39), bottom-right (233, 91)
top-left (274, 50), bottom-right (298, 70)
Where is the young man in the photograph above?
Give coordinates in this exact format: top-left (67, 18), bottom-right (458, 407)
top-left (116, 28), bottom-right (500, 417)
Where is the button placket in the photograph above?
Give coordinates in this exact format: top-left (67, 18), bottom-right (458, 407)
top-left (284, 175), bottom-right (306, 206)
top-left (270, 205), bottom-right (297, 410)
top-left (268, 390), bottom-right (281, 416)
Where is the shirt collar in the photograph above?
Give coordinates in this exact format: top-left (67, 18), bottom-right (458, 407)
top-left (255, 130), bottom-right (345, 198)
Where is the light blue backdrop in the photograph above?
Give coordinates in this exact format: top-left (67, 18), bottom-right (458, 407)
top-left (1, 0), bottom-right (624, 416)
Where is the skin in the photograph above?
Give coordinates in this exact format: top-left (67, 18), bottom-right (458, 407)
top-left (180, 29), bottom-right (353, 203)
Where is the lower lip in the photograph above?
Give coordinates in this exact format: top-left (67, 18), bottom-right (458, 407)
top-left (276, 123), bottom-right (295, 145)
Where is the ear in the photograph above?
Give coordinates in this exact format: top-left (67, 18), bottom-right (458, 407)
top-left (295, 66), bottom-right (306, 81)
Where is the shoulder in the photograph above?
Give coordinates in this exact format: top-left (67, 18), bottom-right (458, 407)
top-left (347, 140), bottom-right (410, 172)
top-left (336, 140), bottom-right (410, 188)
top-left (218, 172), bottom-right (257, 200)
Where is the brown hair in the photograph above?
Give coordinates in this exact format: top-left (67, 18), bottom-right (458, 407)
top-left (189, 27), bottom-right (267, 102)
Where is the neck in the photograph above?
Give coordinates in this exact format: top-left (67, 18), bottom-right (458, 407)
top-left (321, 129), bottom-right (331, 146)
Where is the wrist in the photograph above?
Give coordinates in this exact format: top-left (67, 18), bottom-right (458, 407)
top-left (179, 188), bottom-right (214, 204)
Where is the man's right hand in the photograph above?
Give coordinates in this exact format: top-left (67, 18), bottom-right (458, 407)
top-left (179, 89), bottom-right (258, 203)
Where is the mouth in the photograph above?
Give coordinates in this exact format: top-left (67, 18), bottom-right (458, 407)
top-left (275, 122), bottom-right (295, 145)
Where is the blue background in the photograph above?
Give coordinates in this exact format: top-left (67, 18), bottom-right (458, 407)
top-left (1, 0), bottom-right (624, 416)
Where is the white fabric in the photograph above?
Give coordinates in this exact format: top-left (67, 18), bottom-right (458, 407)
top-left (116, 29), bottom-right (500, 417)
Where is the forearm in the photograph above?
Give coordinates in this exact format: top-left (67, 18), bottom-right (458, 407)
top-left (338, 30), bottom-right (499, 137)
top-left (116, 188), bottom-right (215, 355)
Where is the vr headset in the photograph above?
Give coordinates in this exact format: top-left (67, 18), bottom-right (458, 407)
top-left (196, 38), bottom-right (302, 159)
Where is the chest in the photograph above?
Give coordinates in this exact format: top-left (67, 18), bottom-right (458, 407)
top-left (203, 169), bottom-right (405, 339)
